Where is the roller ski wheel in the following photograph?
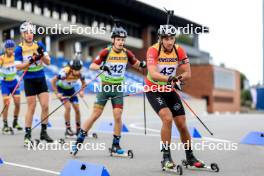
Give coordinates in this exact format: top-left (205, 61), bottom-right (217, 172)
top-left (48, 138), bottom-right (66, 145)
top-left (211, 163), bottom-right (220, 172)
top-left (108, 147), bottom-right (134, 159)
top-left (86, 132), bottom-right (98, 139)
top-left (92, 132), bottom-right (98, 139)
top-left (161, 160), bottom-right (183, 175)
top-left (181, 159), bottom-right (219, 172)
top-left (2, 127), bottom-right (14, 135)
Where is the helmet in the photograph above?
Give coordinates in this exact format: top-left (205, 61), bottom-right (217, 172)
top-left (4, 39), bottom-right (16, 48)
top-left (158, 24), bottom-right (177, 37)
top-left (111, 26), bottom-right (127, 38)
top-left (20, 21), bottom-right (34, 33)
top-left (69, 60), bottom-right (83, 70)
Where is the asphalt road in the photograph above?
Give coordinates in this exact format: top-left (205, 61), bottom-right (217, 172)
top-left (0, 95), bottom-right (264, 176)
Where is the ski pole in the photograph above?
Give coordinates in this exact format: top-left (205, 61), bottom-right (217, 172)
top-left (142, 70), bottom-right (147, 135)
top-left (0, 69), bottom-right (27, 117)
top-left (31, 71), bottom-right (104, 130)
top-left (80, 95), bottom-right (89, 110)
top-left (174, 88), bottom-right (214, 136)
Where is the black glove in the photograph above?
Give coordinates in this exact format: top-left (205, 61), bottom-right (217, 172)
top-left (174, 80), bottom-right (182, 91)
top-left (28, 56), bottom-right (35, 64)
top-left (168, 75), bottom-right (183, 91)
top-left (37, 46), bottom-right (44, 56)
top-left (100, 65), bottom-right (111, 75)
top-left (139, 61), bottom-right (146, 68)
top-left (33, 53), bottom-right (42, 61)
top-left (168, 76), bottom-right (178, 83)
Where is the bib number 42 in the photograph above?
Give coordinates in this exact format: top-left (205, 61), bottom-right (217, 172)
top-left (110, 65), bottom-right (124, 73)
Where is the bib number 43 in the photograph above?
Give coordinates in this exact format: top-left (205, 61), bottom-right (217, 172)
top-left (160, 67), bottom-right (175, 75)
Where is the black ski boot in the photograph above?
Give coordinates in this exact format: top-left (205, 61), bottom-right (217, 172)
top-left (13, 118), bottom-right (23, 131)
top-left (70, 129), bottom-right (87, 156)
top-left (40, 130), bottom-right (54, 143)
top-left (186, 150), bottom-right (205, 168)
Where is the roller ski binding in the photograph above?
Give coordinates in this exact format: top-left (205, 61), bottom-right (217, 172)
top-left (161, 157), bottom-right (183, 175)
top-left (2, 126), bottom-right (14, 135)
top-left (108, 144), bottom-right (134, 159)
top-left (182, 153), bottom-right (219, 172)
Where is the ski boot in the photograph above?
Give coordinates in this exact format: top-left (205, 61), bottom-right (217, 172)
top-left (70, 129), bottom-right (86, 156)
top-left (182, 152), bottom-right (219, 172)
top-left (65, 127), bottom-right (75, 138)
top-left (13, 119), bottom-right (23, 131)
top-left (40, 130), bottom-right (54, 143)
top-left (2, 126), bottom-right (14, 135)
top-left (186, 152), bottom-right (205, 168)
top-left (24, 133), bottom-right (39, 148)
top-left (161, 150), bottom-right (183, 175)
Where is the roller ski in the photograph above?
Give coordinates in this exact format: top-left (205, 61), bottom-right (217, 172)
top-left (108, 145), bottom-right (134, 159)
top-left (182, 153), bottom-right (219, 172)
top-left (108, 135), bottom-right (133, 158)
top-left (2, 126), bottom-right (14, 135)
top-left (70, 129), bottom-right (86, 156)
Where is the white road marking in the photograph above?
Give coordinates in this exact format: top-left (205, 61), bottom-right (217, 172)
top-left (129, 122), bottom-right (232, 143)
top-left (129, 123), bottom-right (160, 133)
top-left (4, 161), bottom-right (60, 175)
top-left (51, 123), bottom-right (232, 143)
